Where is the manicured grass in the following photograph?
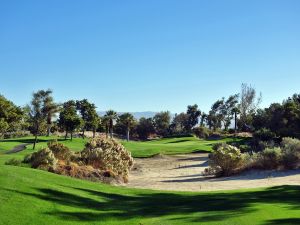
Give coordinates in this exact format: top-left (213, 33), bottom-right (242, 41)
top-left (0, 136), bottom-right (88, 153)
top-left (0, 163), bottom-right (300, 225)
top-left (122, 136), bottom-right (246, 157)
top-left (0, 136), bottom-right (246, 158)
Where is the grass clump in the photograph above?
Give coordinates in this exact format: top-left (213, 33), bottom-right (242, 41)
top-left (5, 158), bottom-right (23, 166)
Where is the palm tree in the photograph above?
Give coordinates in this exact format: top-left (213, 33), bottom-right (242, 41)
top-left (232, 107), bottom-right (240, 137)
top-left (105, 110), bottom-right (118, 138)
top-left (119, 113), bottom-right (136, 141)
top-left (101, 116), bottom-right (109, 138)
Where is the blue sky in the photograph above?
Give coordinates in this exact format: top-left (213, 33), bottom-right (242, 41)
top-left (0, 0), bottom-right (300, 113)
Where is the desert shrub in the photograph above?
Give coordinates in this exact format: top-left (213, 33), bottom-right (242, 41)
top-left (209, 144), bottom-right (244, 176)
top-left (47, 140), bottom-right (72, 160)
top-left (81, 138), bottom-right (134, 182)
top-left (281, 137), bottom-right (300, 169)
top-left (242, 152), bottom-right (259, 170)
top-left (3, 131), bottom-right (30, 139)
top-left (27, 148), bottom-right (58, 170)
top-left (252, 128), bottom-right (276, 151)
top-left (256, 147), bottom-right (282, 169)
top-left (5, 158), bottom-right (22, 166)
top-left (193, 126), bottom-right (210, 139)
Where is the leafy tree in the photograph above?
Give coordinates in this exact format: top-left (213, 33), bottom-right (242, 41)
top-left (76, 99), bottom-right (98, 139)
top-left (208, 100), bottom-right (224, 131)
top-left (0, 118), bottom-right (9, 137)
top-left (87, 110), bottom-right (100, 138)
top-left (253, 94), bottom-right (300, 138)
top-left (238, 83), bottom-right (261, 130)
top-left (0, 94), bottom-right (24, 135)
top-left (29, 90), bottom-right (50, 149)
top-left (117, 113), bottom-right (137, 141)
top-left (136, 117), bottom-right (155, 139)
top-left (170, 113), bottom-right (188, 134)
top-left (58, 100), bottom-right (82, 140)
top-left (184, 104), bottom-right (201, 132)
top-left (105, 110), bottom-right (118, 138)
top-left (200, 113), bottom-right (207, 127)
top-left (153, 111), bottom-right (171, 136)
top-left (222, 94), bottom-right (239, 130)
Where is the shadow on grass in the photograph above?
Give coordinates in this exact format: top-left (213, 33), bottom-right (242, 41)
top-left (0, 138), bottom-right (66, 144)
top-left (3, 185), bottom-right (300, 223)
top-left (165, 139), bottom-right (191, 144)
top-left (162, 169), bottom-right (300, 183)
top-left (263, 218), bottom-right (300, 225)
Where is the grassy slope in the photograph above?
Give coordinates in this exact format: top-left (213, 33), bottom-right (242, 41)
top-left (0, 164), bottom-right (300, 225)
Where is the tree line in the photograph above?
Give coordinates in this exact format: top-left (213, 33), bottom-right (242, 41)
top-left (1, 83), bottom-right (300, 149)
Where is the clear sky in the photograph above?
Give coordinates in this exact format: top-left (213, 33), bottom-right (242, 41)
top-left (1, 0), bottom-right (300, 113)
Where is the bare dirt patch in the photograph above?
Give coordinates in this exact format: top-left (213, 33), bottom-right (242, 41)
top-left (127, 153), bottom-right (300, 192)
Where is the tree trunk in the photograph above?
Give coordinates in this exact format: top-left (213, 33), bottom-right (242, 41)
top-left (93, 129), bottom-right (96, 138)
top-left (65, 131), bottom-right (68, 140)
top-left (234, 111), bottom-right (237, 137)
top-left (105, 125), bottom-right (108, 138)
top-left (33, 133), bottom-right (38, 150)
top-left (33, 123), bottom-right (39, 150)
top-left (47, 124), bottom-right (51, 137)
top-left (71, 132), bottom-right (73, 141)
top-left (110, 126), bottom-right (113, 139)
top-left (127, 128), bottom-right (130, 142)
top-left (82, 129), bottom-right (85, 139)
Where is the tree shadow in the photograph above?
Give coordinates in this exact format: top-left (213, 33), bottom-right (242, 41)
top-left (3, 185), bottom-right (300, 223)
top-left (165, 139), bottom-right (191, 144)
top-left (263, 218), bottom-right (300, 225)
top-left (0, 138), bottom-right (66, 144)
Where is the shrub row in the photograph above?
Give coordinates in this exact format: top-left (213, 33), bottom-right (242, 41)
top-left (19, 138), bottom-right (134, 183)
top-left (208, 137), bottom-right (300, 176)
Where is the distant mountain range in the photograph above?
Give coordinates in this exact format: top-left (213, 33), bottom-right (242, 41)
top-left (98, 111), bottom-right (159, 120)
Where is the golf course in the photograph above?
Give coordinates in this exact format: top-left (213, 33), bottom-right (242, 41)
top-left (2, 1), bottom-right (300, 224)
top-left (1, 136), bottom-right (300, 225)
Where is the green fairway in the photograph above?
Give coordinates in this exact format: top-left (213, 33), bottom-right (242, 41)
top-left (0, 136), bottom-right (246, 158)
top-left (0, 163), bottom-right (300, 225)
top-left (122, 136), bottom-right (245, 157)
top-left (0, 136), bottom-right (88, 153)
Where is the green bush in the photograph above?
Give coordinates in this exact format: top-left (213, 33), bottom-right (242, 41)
top-left (47, 140), bottom-right (72, 160)
top-left (252, 128), bottom-right (276, 151)
top-left (281, 137), bottom-right (300, 169)
top-left (257, 147), bottom-right (282, 169)
top-left (193, 126), bottom-right (210, 139)
top-left (5, 158), bottom-right (22, 166)
top-left (81, 138), bottom-right (134, 182)
top-left (209, 144), bottom-right (244, 176)
top-left (28, 148), bottom-right (58, 170)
